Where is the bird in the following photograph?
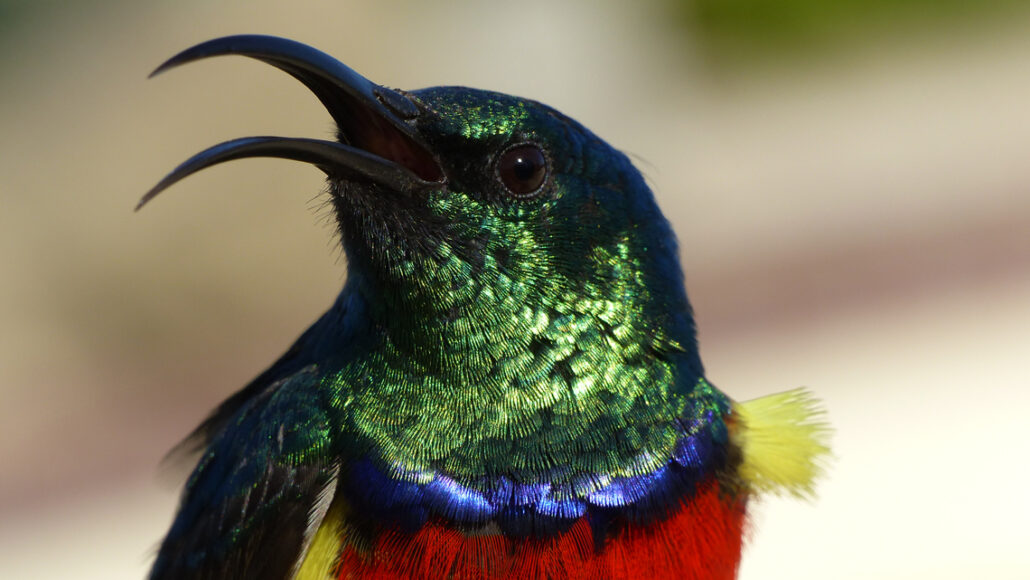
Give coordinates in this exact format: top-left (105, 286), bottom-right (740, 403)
top-left (139, 35), bottom-right (830, 580)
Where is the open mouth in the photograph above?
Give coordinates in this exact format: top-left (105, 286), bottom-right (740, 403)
top-left (137, 35), bottom-right (444, 211)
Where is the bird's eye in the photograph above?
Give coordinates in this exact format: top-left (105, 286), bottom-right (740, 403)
top-left (496, 143), bottom-right (548, 197)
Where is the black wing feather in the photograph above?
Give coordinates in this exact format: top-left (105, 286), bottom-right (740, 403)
top-left (150, 367), bottom-right (337, 580)
top-left (174, 292), bottom-right (353, 458)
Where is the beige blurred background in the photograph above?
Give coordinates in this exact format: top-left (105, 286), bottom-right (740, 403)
top-left (1, 1), bottom-right (1028, 578)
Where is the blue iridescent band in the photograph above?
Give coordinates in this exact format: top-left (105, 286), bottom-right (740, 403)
top-left (341, 412), bottom-right (729, 537)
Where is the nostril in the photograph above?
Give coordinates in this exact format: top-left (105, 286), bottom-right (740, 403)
top-left (375, 87), bottom-right (419, 120)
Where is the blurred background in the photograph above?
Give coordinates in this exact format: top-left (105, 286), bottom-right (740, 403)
top-left (1, 1), bottom-right (1028, 578)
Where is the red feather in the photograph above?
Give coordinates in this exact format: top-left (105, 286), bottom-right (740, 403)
top-left (337, 480), bottom-right (746, 579)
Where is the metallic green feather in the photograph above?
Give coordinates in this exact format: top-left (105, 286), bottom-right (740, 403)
top-left (321, 87), bottom-right (720, 486)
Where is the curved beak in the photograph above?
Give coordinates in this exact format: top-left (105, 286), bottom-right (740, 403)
top-left (137, 35), bottom-right (444, 211)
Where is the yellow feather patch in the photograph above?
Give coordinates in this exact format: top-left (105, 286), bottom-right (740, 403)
top-left (733, 388), bottom-right (831, 498)
top-left (295, 495), bottom-right (350, 580)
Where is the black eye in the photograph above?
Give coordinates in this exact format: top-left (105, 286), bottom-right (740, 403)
top-left (496, 143), bottom-right (548, 197)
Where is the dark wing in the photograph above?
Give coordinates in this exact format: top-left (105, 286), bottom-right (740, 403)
top-left (150, 367), bottom-right (338, 580)
top-left (173, 292), bottom-right (354, 458)
top-left (172, 322), bottom-right (324, 458)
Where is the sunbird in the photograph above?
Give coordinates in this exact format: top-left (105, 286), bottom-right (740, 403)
top-left (141, 35), bottom-right (830, 580)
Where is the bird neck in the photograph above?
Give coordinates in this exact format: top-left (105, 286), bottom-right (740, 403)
top-left (331, 232), bottom-right (709, 481)
top-left (356, 228), bottom-right (694, 375)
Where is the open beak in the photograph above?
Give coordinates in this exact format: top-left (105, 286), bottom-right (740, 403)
top-left (137, 35), bottom-right (444, 211)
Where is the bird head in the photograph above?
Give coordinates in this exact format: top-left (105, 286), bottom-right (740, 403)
top-left (141, 35), bottom-right (701, 380)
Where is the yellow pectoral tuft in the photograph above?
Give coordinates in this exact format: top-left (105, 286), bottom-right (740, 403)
top-left (733, 388), bottom-right (832, 498)
top-left (295, 495), bottom-right (350, 580)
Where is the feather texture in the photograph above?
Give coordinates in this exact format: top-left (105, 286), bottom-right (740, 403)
top-left (292, 478), bottom-right (745, 580)
top-left (733, 388), bottom-right (832, 498)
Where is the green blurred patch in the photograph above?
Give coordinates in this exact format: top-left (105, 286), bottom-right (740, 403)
top-left (670, 0), bottom-right (1029, 66)
top-left (0, 0), bottom-right (32, 38)
top-left (0, 0), bottom-right (121, 66)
